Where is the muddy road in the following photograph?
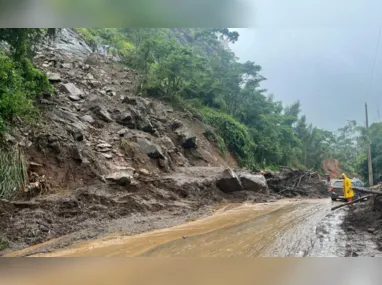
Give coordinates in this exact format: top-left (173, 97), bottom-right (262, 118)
top-left (9, 198), bottom-right (378, 257)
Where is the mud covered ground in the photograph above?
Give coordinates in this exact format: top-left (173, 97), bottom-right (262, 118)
top-left (1, 168), bottom-right (286, 256)
top-left (340, 198), bottom-right (382, 256)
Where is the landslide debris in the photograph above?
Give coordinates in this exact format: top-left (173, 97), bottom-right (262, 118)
top-left (0, 29), bottom-right (328, 255)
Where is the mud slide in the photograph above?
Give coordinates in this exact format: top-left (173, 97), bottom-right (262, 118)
top-left (6, 199), bottom-right (343, 257)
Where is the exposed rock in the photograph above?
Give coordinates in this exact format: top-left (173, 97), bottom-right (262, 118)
top-left (46, 72), bottom-right (62, 82)
top-left (102, 153), bottom-right (113, 159)
top-left (136, 117), bottom-right (154, 133)
top-left (62, 62), bottom-right (73, 69)
top-left (117, 111), bottom-right (135, 128)
top-left (81, 115), bottom-right (95, 124)
top-left (86, 73), bottom-right (94, 80)
top-left (158, 158), bottom-right (171, 172)
top-left (85, 53), bottom-right (99, 66)
top-left (118, 128), bottom-right (129, 137)
top-left (61, 83), bottom-right (83, 101)
top-left (4, 133), bottom-right (16, 145)
top-left (171, 119), bottom-right (184, 130)
top-left (71, 146), bottom-right (83, 161)
top-left (48, 141), bottom-right (61, 154)
top-left (122, 96), bottom-right (138, 105)
top-left (216, 168), bottom-right (243, 193)
top-left (90, 105), bottom-right (113, 122)
top-left (137, 138), bottom-right (165, 159)
top-left (138, 169), bottom-right (150, 176)
top-left (89, 80), bottom-right (102, 88)
top-left (96, 143), bottom-right (112, 153)
top-left (68, 94), bottom-right (81, 101)
top-left (70, 127), bottom-right (84, 142)
top-left (160, 136), bottom-right (175, 150)
top-left (239, 173), bottom-right (268, 193)
top-left (182, 137), bottom-right (197, 149)
top-left (105, 172), bottom-right (132, 186)
top-left (19, 137), bottom-right (33, 148)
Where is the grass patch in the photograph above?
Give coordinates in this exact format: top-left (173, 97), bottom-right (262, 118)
top-left (120, 139), bottom-right (137, 159)
top-left (0, 148), bottom-right (27, 200)
top-left (0, 237), bottom-right (9, 251)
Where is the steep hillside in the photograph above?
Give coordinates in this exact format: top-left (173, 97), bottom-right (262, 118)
top-left (0, 29), bottom-right (328, 255)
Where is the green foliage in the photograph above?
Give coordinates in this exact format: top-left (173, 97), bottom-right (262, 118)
top-left (74, 28), bottom-right (97, 48)
top-left (201, 108), bottom-right (256, 168)
top-left (0, 53), bottom-right (49, 131)
top-left (0, 237), bottom-right (9, 251)
top-left (0, 148), bottom-right (27, 200)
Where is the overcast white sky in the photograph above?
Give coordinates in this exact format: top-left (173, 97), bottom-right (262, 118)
top-left (230, 0), bottom-right (382, 131)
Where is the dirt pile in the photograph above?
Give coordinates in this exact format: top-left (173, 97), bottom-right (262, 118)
top-left (342, 187), bottom-right (382, 254)
top-left (265, 167), bottom-right (328, 198)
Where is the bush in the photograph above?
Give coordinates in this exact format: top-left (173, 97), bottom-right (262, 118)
top-left (0, 148), bottom-right (27, 200)
top-left (201, 108), bottom-right (256, 168)
top-left (0, 237), bottom-right (9, 251)
top-left (74, 28), bottom-right (97, 48)
top-left (0, 54), bottom-right (49, 132)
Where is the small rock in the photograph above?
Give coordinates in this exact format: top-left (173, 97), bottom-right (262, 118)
top-left (97, 143), bottom-right (112, 152)
top-left (117, 111), bottom-right (135, 128)
top-left (71, 128), bottom-right (84, 142)
top-left (171, 119), bottom-right (183, 130)
top-left (367, 228), bottom-right (376, 233)
top-left (62, 62), bottom-right (73, 69)
top-left (71, 147), bottom-right (83, 161)
top-left (347, 226), bottom-right (355, 232)
top-left (4, 133), bottom-right (16, 144)
top-left (61, 83), bottom-right (83, 99)
top-left (122, 96), bottom-right (138, 105)
top-left (138, 169), bottom-right (150, 176)
top-left (69, 94), bottom-right (81, 101)
top-left (86, 73), bottom-right (94, 80)
top-left (89, 80), bottom-right (101, 88)
top-left (46, 72), bottom-right (61, 82)
top-left (118, 128), bottom-right (129, 137)
top-left (49, 141), bottom-right (61, 153)
top-left (102, 153), bottom-right (113, 159)
top-left (81, 115), bottom-right (95, 124)
top-left (90, 105), bottom-right (113, 123)
top-left (105, 172), bottom-right (132, 186)
top-left (19, 137), bottom-right (33, 148)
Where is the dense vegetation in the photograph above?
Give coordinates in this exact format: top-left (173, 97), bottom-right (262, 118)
top-left (77, 28), bottom-right (354, 172)
top-left (0, 28), bottom-right (379, 184)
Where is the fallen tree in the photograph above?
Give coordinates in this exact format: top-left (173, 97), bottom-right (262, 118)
top-left (331, 195), bottom-right (374, 211)
top-left (265, 167), bottom-right (328, 198)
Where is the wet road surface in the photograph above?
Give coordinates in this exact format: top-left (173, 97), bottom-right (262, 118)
top-left (28, 199), bottom-right (352, 257)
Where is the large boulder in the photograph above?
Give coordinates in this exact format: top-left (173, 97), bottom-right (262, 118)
top-left (239, 173), bottom-right (268, 193)
top-left (137, 138), bottom-right (165, 159)
top-left (216, 168), bottom-right (243, 193)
